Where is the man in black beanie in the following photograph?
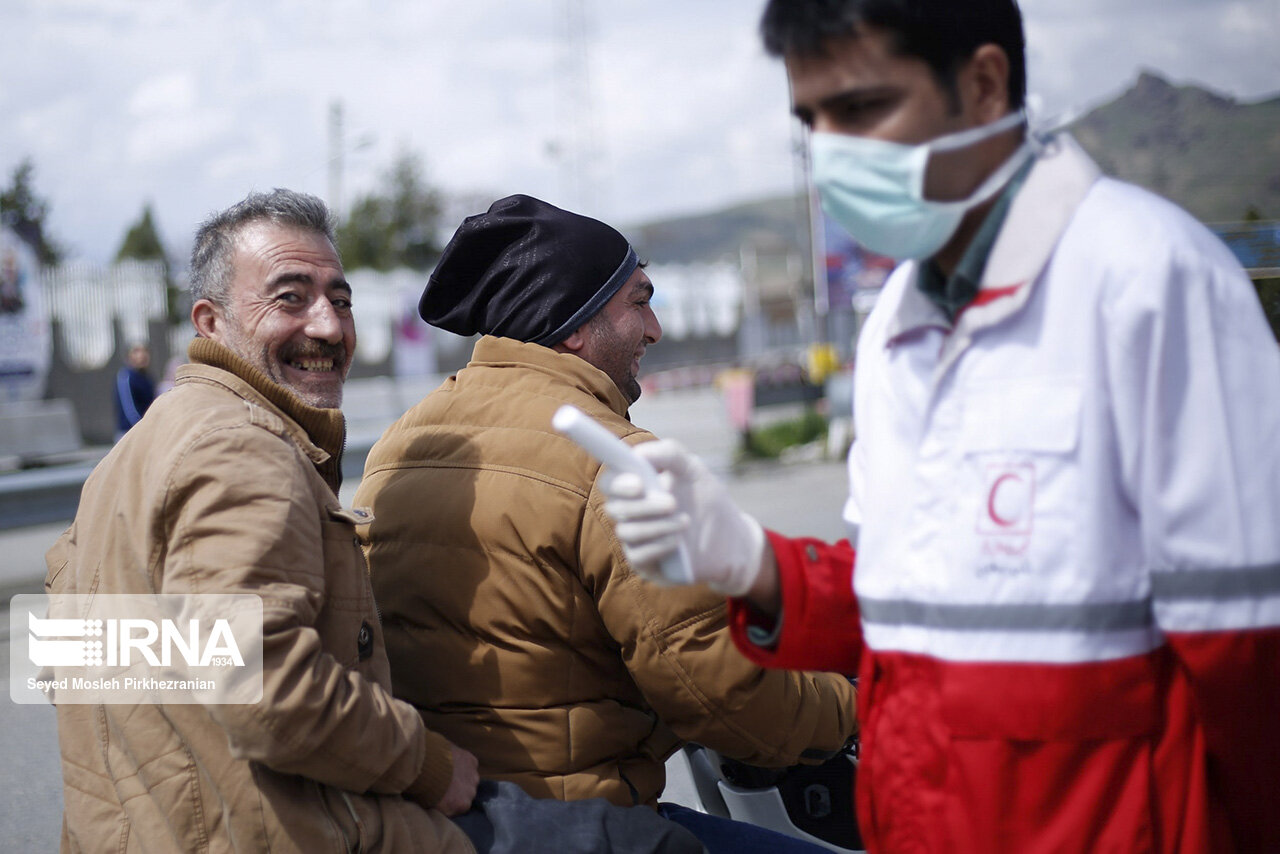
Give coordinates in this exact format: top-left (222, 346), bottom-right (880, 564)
top-left (354, 195), bottom-right (857, 853)
top-left (415, 193), bottom-right (653, 404)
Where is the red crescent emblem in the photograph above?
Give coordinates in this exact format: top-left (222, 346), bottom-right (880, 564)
top-left (987, 472), bottom-right (1023, 527)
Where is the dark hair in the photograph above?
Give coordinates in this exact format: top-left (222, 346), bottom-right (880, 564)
top-left (189, 188), bottom-right (337, 307)
top-left (760, 0), bottom-right (1026, 110)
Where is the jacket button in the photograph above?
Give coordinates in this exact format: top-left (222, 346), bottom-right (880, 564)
top-left (352, 536), bottom-right (360, 547)
top-left (357, 621), bottom-right (374, 661)
top-left (805, 545), bottom-right (819, 563)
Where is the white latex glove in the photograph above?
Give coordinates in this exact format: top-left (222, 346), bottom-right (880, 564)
top-left (602, 439), bottom-right (765, 596)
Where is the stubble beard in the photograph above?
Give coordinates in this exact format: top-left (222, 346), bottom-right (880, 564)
top-left (220, 318), bottom-right (347, 410)
top-left (587, 317), bottom-right (643, 405)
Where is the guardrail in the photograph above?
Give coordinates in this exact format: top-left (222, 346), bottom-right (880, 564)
top-left (0, 439), bottom-right (380, 531)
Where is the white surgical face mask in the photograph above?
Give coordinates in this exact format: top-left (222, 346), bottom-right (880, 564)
top-left (811, 109), bottom-right (1031, 260)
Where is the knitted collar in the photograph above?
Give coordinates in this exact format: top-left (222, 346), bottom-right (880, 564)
top-left (187, 337), bottom-right (346, 460)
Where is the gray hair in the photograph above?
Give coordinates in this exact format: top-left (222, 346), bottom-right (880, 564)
top-left (189, 188), bottom-right (337, 307)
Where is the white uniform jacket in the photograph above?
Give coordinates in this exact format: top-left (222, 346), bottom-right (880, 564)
top-left (850, 132), bottom-right (1280, 664)
top-left (836, 132), bottom-right (1280, 851)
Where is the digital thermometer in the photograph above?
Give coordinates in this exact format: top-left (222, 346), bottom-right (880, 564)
top-left (552, 405), bottom-right (693, 584)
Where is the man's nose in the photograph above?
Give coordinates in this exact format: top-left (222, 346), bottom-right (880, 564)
top-left (644, 306), bottom-right (662, 345)
top-left (305, 298), bottom-right (344, 344)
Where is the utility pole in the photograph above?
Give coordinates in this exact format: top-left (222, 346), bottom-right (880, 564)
top-left (802, 128), bottom-right (830, 341)
top-left (328, 100), bottom-right (344, 217)
top-left (558, 0), bottom-right (602, 213)
top-left (793, 126), bottom-right (829, 346)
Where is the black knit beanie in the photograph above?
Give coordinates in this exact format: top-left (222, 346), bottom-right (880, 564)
top-left (419, 194), bottom-right (639, 345)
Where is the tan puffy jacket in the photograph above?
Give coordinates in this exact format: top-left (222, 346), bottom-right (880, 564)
top-left (46, 339), bottom-right (473, 854)
top-left (356, 336), bottom-right (857, 807)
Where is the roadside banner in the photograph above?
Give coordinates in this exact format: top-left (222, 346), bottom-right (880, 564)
top-left (0, 226), bottom-right (51, 402)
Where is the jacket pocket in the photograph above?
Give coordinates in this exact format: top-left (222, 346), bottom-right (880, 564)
top-left (938, 654), bottom-right (1159, 851)
top-left (958, 382), bottom-right (1082, 513)
top-left (955, 381), bottom-right (1083, 582)
top-left (315, 781), bottom-right (360, 853)
top-left (321, 506), bottom-right (376, 609)
top-left (45, 527), bottom-right (73, 593)
top-left (318, 506), bottom-right (378, 667)
top-left (960, 381), bottom-right (1082, 455)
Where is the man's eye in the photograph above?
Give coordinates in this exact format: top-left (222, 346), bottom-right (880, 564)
top-left (838, 102), bottom-right (867, 121)
top-left (277, 292), bottom-right (302, 304)
top-left (841, 97), bottom-right (889, 124)
top-left (333, 298), bottom-right (353, 310)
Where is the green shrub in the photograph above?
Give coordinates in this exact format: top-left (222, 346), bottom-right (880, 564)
top-left (1254, 277), bottom-right (1280, 342)
top-left (741, 409), bottom-right (828, 460)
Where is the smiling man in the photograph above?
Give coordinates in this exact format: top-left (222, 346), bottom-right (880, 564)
top-left (48, 189), bottom-right (478, 853)
top-left (190, 211), bottom-right (356, 409)
top-left (354, 194), bottom-right (857, 853)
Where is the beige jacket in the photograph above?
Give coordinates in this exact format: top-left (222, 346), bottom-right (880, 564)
top-left (356, 335), bottom-right (857, 807)
top-left (47, 338), bottom-right (473, 854)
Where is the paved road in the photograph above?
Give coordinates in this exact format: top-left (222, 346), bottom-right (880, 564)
top-left (0, 384), bottom-right (852, 846)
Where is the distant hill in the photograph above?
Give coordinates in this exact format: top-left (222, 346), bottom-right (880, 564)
top-left (630, 70), bottom-right (1280, 265)
top-left (1072, 70), bottom-right (1280, 224)
top-left (628, 195), bottom-right (809, 266)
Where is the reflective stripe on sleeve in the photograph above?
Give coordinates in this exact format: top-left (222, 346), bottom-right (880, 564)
top-left (1151, 562), bottom-right (1280, 600)
top-left (1152, 562), bottom-right (1280, 632)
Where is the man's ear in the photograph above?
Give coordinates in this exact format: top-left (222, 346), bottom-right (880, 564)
top-left (191, 298), bottom-right (225, 341)
top-left (553, 326), bottom-right (588, 354)
top-left (958, 43), bottom-right (1012, 124)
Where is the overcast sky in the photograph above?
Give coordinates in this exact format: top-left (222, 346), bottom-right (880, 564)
top-left (2, 0), bottom-right (1277, 265)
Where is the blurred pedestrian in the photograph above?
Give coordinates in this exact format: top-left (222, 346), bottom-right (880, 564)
top-left (113, 341), bottom-right (155, 439)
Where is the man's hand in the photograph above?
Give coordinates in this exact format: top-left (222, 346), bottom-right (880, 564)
top-left (602, 439), bottom-right (768, 597)
top-left (435, 745), bottom-right (479, 816)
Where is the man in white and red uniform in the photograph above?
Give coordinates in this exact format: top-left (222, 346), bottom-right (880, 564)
top-left (603, 1), bottom-right (1280, 851)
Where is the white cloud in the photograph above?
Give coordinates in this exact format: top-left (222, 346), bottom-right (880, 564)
top-left (127, 73), bottom-right (197, 117)
top-left (1022, 0), bottom-right (1279, 110)
top-left (0, 0), bottom-right (1275, 263)
top-left (123, 73), bottom-right (232, 165)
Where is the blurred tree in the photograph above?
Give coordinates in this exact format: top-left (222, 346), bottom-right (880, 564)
top-left (115, 203), bottom-right (167, 265)
top-left (0, 158), bottom-right (63, 265)
top-left (1254, 277), bottom-right (1280, 342)
top-left (337, 151), bottom-right (444, 271)
top-left (116, 202), bottom-right (183, 322)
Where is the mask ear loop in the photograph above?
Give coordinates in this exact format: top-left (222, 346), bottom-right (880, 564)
top-left (926, 108), bottom-right (1028, 155)
top-left (920, 110), bottom-right (1033, 209)
top-left (1024, 94), bottom-right (1083, 155)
